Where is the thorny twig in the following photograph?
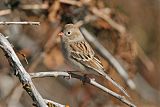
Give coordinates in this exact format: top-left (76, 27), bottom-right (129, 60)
top-left (30, 71), bottom-right (136, 107)
top-left (0, 33), bottom-right (66, 107)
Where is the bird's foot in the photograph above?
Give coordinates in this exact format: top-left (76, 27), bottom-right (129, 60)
top-left (63, 71), bottom-right (72, 80)
top-left (81, 74), bottom-right (90, 85)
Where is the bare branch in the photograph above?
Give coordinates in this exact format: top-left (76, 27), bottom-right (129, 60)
top-left (30, 71), bottom-right (70, 78)
top-left (0, 33), bottom-right (65, 107)
top-left (30, 71), bottom-right (136, 107)
top-left (0, 21), bottom-right (40, 25)
top-left (80, 27), bottom-right (136, 90)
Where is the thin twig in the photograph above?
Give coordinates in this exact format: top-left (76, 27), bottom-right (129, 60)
top-left (0, 33), bottom-right (65, 107)
top-left (30, 71), bottom-right (70, 78)
top-left (80, 27), bottom-right (136, 90)
top-left (30, 71), bottom-right (136, 107)
top-left (0, 21), bottom-right (40, 25)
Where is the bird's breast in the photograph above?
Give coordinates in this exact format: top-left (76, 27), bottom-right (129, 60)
top-left (61, 40), bottom-right (70, 59)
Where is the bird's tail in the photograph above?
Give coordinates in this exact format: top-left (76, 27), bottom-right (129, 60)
top-left (103, 73), bottom-right (130, 97)
top-left (92, 57), bottom-right (129, 97)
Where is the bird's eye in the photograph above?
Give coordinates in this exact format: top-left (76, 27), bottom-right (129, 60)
top-left (67, 32), bottom-right (71, 35)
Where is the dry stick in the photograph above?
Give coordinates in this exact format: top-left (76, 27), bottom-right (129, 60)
top-left (30, 72), bottom-right (70, 78)
top-left (0, 33), bottom-right (65, 107)
top-left (80, 27), bottom-right (136, 90)
top-left (0, 21), bottom-right (40, 25)
top-left (30, 71), bottom-right (136, 107)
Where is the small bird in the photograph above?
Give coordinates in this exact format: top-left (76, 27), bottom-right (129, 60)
top-left (58, 24), bottom-right (129, 97)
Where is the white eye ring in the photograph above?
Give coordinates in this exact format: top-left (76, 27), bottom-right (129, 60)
top-left (67, 31), bottom-right (71, 35)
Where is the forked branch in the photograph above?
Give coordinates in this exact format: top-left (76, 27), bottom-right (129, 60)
top-left (0, 33), bottom-right (65, 107)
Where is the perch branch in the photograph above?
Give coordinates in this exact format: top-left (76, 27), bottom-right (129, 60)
top-left (0, 21), bottom-right (40, 25)
top-left (0, 33), bottom-right (65, 107)
top-left (80, 27), bottom-right (136, 90)
top-left (30, 71), bottom-right (136, 107)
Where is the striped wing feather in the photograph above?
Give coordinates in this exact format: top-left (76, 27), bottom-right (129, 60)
top-left (69, 41), bottom-right (105, 74)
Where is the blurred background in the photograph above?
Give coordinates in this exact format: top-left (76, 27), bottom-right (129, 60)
top-left (0, 0), bottom-right (159, 107)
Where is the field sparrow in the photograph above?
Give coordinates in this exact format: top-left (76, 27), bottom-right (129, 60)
top-left (59, 24), bottom-right (129, 97)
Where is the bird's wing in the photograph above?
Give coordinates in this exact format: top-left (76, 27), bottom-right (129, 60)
top-left (69, 41), bottom-right (105, 74)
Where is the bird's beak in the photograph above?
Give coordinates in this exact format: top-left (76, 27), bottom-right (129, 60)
top-left (58, 32), bottom-right (64, 36)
